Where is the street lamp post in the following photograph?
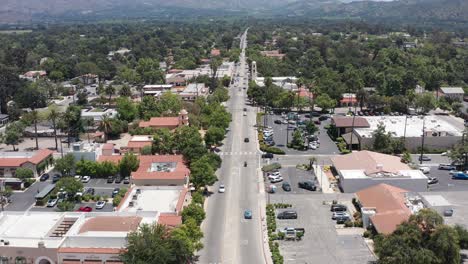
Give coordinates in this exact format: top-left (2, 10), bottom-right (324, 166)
top-left (419, 116), bottom-right (426, 165)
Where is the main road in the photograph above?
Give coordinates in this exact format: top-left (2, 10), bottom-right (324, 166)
top-left (198, 29), bottom-right (267, 264)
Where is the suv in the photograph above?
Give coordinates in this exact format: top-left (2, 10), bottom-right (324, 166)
top-left (438, 164), bottom-right (456, 170)
top-left (107, 176), bottom-right (115, 183)
top-left (298, 181), bottom-right (316, 191)
top-left (336, 215), bottom-right (351, 224)
top-left (277, 210), bottom-right (298, 219)
top-left (330, 204), bottom-right (347, 212)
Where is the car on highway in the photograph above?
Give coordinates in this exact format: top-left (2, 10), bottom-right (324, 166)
top-left (40, 173), bottom-right (50, 182)
top-left (244, 209), bottom-right (252, 219)
top-left (218, 184), bottom-right (225, 193)
top-left (419, 155), bottom-right (431, 161)
top-left (332, 212), bottom-right (350, 220)
top-left (46, 198), bottom-right (58, 207)
top-left (244, 138), bottom-right (249, 143)
top-left (107, 176), bottom-right (115, 183)
top-left (427, 177), bottom-right (439, 185)
top-left (77, 206), bottom-right (93, 212)
top-left (277, 210), bottom-right (298, 219)
top-left (282, 182), bottom-right (291, 192)
top-left (95, 201), bottom-right (106, 209)
top-left (81, 176), bottom-right (91, 183)
top-left (298, 181), bottom-right (317, 191)
top-left (438, 164), bottom-right (457, 170)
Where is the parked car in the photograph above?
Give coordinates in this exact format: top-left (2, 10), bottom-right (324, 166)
top-left (298, 181), bottom-right (316, 191)
top-left (270, 175), bottom-right (284, 183)
top-left (282, 182), bottom-right (291, 192)
top-left (46, 198), bottom-right (58, 207)
top-left (107, 176), bottom-right (115, 183)
top-left (262, 153), bottom-right (274, 159)
top-left (277, 210), bottom-right (298, 219)
top-left (309, 142), bottom-right (318, 150)
top-left (274, 120), bottom-right (282, 124)
top-left (267, 171), bottom-right (281, 178)
top-left (265, 140), bottom-right (275, 146)
top-left (85, 188), bottom-right (95, 195)
top-left (115, 177), bottom-right (122, 184)
top-left (77, 206), bottom-right (92, 212)
top-left (449, 170), bottom-right (463, 175)
top-left (418, 166), bottom-right (430, 174)
top-left (52, 174), bottom-right (61, 183)
top-left (318, 115), bottom-right (329, 121)
top-left (74, 175), bottom-right (82, 181)
top-left (330, 204), bottom-right (347, 212)
top-left (314, 120), bottom-right (321, 125)
top-left (444, 209), bottom-right (454, 217)
top-left (95, 201), bottom-right (106, 209)
top-left (438, 164), bottom-right (457, 170)
top-left (332, 212), bottom-right (350, 220)
top-left (427, 177), bottom-right (439, 185)
top-left (112, 188), bottom-right (120, 198)
top-left (40, 174), bottom-right (50, 182)
top-left (123, 177), bottom-right (130, 184)
top-left (81, 176), bottom-right (91, 183)
top-left (244, 209), bottom-right (252, 219)
top-left (336, 215), bottom-right (351, 224)
top-left (419, 155), bottom-right (431, 161)
top-left (244, 138), bottom-right (249, 143)
top-left (452, 172), bottom-right (468, 180)
top-left (218, 184), bottom-right (225, 193)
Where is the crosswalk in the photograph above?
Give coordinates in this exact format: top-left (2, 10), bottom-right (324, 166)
top-left (218, 151), bottom-right (257, 156)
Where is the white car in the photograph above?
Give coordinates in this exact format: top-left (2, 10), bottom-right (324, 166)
top-left (243, 112), bottom-right (247, 116)
top-left (74, 175), bottom-right (82, 181)
top-left (309, 142), bottom-right (319, 150)
top-left (81, 176), bottom-right (91, 183)
top-left (332, 212), bottom-right (350, 220)
top-left (269, 175), bottom-right (283, 183)
top-left (218, 184), bottom-right (225, 193)
top-left (281, 120), bottom-right (288, 124)
top-left (267, 172), bottom-right (281, 179)
top-left (95, 201), bottom-right (106, 209)
top-left (449, 170), bottom-right (463, 175)
top-left (46, 198), bottom-right (58, 207)
top-left (418, 166), bottom-right (430, 174)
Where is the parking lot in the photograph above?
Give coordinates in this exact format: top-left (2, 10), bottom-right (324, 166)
top-left (263, 113), bottom-right (339, 155)
top-left (5, 175), bottom-right (128, 212)
top-left (271, 193), bottom-right (376, 264)
top-left (426, 167), bottom-right (468, 192)
top-left (265, 166), bottom-right (319, 195)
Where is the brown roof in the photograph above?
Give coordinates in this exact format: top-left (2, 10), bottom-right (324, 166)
top-left (79, 216), bottom-right (142, 234)
top-left (132, 155), bottom-right (189, 180)
top-left (139, 117), bottom-right (179, 128)
top-left (98, 155), bottom-right (123, 164)
top-left (210, 49), bottom-right (221, 56)
top-left (332, 116), bottom-right (369, 128)
top-left (356, 183), bottom-right (411, 234)
top-left (159, 213), bottom-right (182, 227)
top-left (127, 141), bottom-right (152, 149)
top-left (0, 149), bottom-right (54, 167)
top-left (102, 143), bottom-right (114, 150)
top-left (331, 150), bottom-right (410, 175)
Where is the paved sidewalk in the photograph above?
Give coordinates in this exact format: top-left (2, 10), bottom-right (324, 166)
top-left (313, 165), bottom-right (334, 193)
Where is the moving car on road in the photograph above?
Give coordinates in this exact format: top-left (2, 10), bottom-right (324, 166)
top-left (427, 177), bottom-right (439, 185)
top-left (244, 209), bottom-right (252, 219)
top-left (218, 184), bottom-right (225, 193)
top-left (244, 138), bottom-right (249, 143)
top-left (418, 166), bottom-right (430, 174)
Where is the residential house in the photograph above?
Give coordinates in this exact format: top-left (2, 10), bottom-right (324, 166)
top-left (81, 108), bottom-right (118, 122)
top-left (126, 135), bottom-right (153, 153)
top-left (143, 84), bottom-right (174, 97)
top-left (138, 110), bottom-right (189, 130)
top-left (20, 70), bottom-right (47, 81)
top-left (438, 87), bottom-right (465, 101)
top-left (260, 50), bottom-right (286, 60)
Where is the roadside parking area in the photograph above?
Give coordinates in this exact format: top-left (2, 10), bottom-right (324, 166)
top-left (426, 167), bottom-right (468, 192)
top-left (265, 166), bottom-right (319, 195)
top-left (262, 113), bottom-right (339, 155)
top-left (270, 194), bottom-right (376, 264)
top-left (420, 191), bottom-right (468, 228)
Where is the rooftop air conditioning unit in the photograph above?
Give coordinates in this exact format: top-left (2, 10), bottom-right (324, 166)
top-left (132, 195), bottom-right (138, 200)
top-left (136, 189), bottom-right (141, 194)
top-left (129, 201), bottom-right (134, 207)
top-left (3, 240), bottom-right (9, 246)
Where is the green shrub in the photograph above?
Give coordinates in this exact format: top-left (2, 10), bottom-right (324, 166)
top-left (58, 201), bottom-right (75, 211)
top-left (260, 144), bottom-right (286, 154)
top-left (192, 191), bottom-right (205, 205)
top-left (363, 230), bottom-right (371, 238)
top-left (344, 220), bottom-right (353, 227)
top-left (296, 231), bottom-right (304, 240)
top-left (113, 195), bottom-right (122, 207)
top-left (354, 219), bottom-right (363, 227)
top-left (277, 232), bottom-right (285, 240)
top-left (262, 163), bottom-right (282, 172)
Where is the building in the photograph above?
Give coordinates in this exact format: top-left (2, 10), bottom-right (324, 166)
top-left (210, 49), bottom-right (221, 57)
top-left (142, 84), bottom-right (173, 97)
top-left (260, 50), bottom-right (286, 60)
top-left (0, 114), bottom-right (9, 127)
top-left (81, 108), bottom-right (118, 122)
top-left (0, 149), bottom-right (54, 178)
top-left (356, 184), bottom-right (423, 234)
top-left (98, 155), bottom-right (190, 186)
top-left (331, 151), bottom-right (428, 193)
top-left (179, 83), bottom-right (208, 101)
top-left (421, 195), bottom-right (452, 216)
top-left (438, 87), bottom-right (465, 101)
top-left (255, 77), bottom-right (298, 91)
top-left (339, 93), bottom-right (358, 107)
top-left (126, 135), bottom-right (153, 153)
top-left (165, 62), bottom-right (235, 85)
top-left (20, 70), bottom-right (47, 81)
top-left (107, 48), bottom-right (131, 59)
top-left (331, 116), bottom-right (370, 137)
top-left (354, 115), bottom-right (463, 151)
top-left (138, 110), bottom-right (189, 130)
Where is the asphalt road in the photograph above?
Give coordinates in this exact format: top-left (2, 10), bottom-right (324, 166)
top-left (199, 29), bottom-right (266, 264)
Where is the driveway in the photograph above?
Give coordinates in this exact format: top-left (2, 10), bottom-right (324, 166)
top-left (5, 180), bottom-right (51, 211)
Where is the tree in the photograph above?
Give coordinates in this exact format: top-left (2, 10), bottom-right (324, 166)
top-left (173, 126), bottom-right (207, 163)
top-left (290, 130), bottom-right (304, 149)
top-left (157, 92), bottom-right (182, 116)
top-left (96, 161), bottom-right (119, 178)
top-left (189, 158), bottom-right (217, 188)
top-left (152, 128), bottom-right (174, 155)
top-left (15, 168), bottom-right (34, 180)
top-left (428, 225), bottom-right (460, 264)
top-left (61, 106), bottom-right (82, 147)
top-left (356, 89), bottom-right (369, 111)
top-left (14, 82), bottom-right (47, 110)
top-left (76, 160), bottom-right (98, 176)
top-left (0, 64), bottom-right (22, 114)
top-left (304, 120), bottom-right (318, 135)
top-left (181, 203), bottom-right (206, 225)
top-left (415, 93), bottom-right (436, 114)
top-left (23, 110), bottom-right (41, 150)
top-left (76, 91), bottom-right (88, 105)
top-left (372, 124), bottom-right (395, 154)
top-left (204, 126), bottom-right (225, 147)
top-left (54, 154), bottom-right (75, 176)
top-left (315, 94), bottom-right (336, 112)
top-left (401, 151), bottom-right (412, 164)
top-left (141, 145), bottom-right (153, 155)
top-left (119, 153), bottom-right (139, 178)
top-left (209, 57), bottom-right (222, 92)
top-left (172, 218), bottom-right (204, 252)
top-left (120, 223), bottom-right (193, 264)
top-left (119, 84), bottom-right (132, 97)
top-left (55, 176), bottom-right (84, 199)
top-left (4, 122), bottom-right (23, 151)
top-left (105, 84), bottom-right (115, 105)
top-left (45, 105), bottom-right (62, 150)
top-left (98, 115), bottom-right (114, 142)
top-left (116, 97), bottom-right (137, 122)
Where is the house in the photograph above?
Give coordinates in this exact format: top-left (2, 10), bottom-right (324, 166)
top-left (143, 84), bottom-right (173, 97)
top-left (126, 135), bottom-right (153, 153)
top-left (76, 74), bottom-right (98, 85)
top-left (98, 155), bottom-right (190, 186)
top-left (355, 184), bottom-right (424, 234)
top-left (0, 149), bottom-right (54, 178)
top-left (0, 114), bottom-right (9, 127)
top-left (138, 110), bottom-right (189, 130)
top-left (107, 48), bottom-right (131, 59)
top-left (331, 151), bottom-right (428, 193)
top-left (179, 83), bottom-right (208, 101)
top-left (20, 70), bottom-right (47, 81)
top-left (255, 77), bottom-right (298, 91)
top-left (339, 93), bottom-right (358, 107)
top-left (210, 49), bottom-right (221, 57)
top-left (296, 87), bottom-right (314, 99)
top-left (260, 50), bottom-right (286, 60)
top-left (438, 87), bottom-right (465, 101)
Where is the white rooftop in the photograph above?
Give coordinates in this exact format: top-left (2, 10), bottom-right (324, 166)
top-left (355, 115), bottom-right (463, 138)
top-left (440, 87), bottom-right (464, 94)
top-left (118, 186), bottom-right (184, 213)
top-left (341, 169), bottom-right (427, 179)
top-left (130, 135), bottom-right (153, 142)
top-left (422, 195), bottom-right (451, 207)
top-left (0, 152), bottom-right (35, 159)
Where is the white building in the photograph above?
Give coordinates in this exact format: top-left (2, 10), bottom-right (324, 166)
top-left (81, 108), bottom-right (118, 122)
top-left (255, 77), bottom-right (298, 90)
top-left (179, 83), bottom-right (208, 101)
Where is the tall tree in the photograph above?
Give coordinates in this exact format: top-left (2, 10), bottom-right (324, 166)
top-left (105, 84), bottom-right (115, 105)
top-left (45, 106), bottom-right (61, 150)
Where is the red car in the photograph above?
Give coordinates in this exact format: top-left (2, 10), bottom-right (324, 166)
top-left (77, 206), bottom-right (93, 212)
top-left (314, 120), bottom-right (321, 125)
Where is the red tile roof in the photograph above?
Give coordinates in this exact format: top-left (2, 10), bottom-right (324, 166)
top-left (331, 116), bottom-right (370, 128)
top-left (132, 155), bottom-right (190, 180)
top-left (356, 183), bottom-right (411, 234)
top-left (159, 213), bottom-right (182, 227)
top-left (79, 216), bottom-right (142, 234)
top-left (340, 97), bottom-right (358, 104)
top-left (102, 143), bottom-right (114, 150)
top-left (0, 149), bottom-right (54, 167)
top-left (210, 49), bottom-right (221, 56)
top-left (139, 117), bottom-right (179, 128)
top-left (297, 87), bottom-right (314, 98)
top-left (127, 141), bottom-right (152, 149)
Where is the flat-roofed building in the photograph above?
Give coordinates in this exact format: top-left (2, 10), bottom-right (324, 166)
top-left (126, 135), bottom-right (153, 153)
top-left (179, 83), bottom-right (208, 101)
top-left (332, 151), bottom-right (428, 193)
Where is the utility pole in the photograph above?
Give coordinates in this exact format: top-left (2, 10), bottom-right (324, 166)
top-left (419, 116), bottom-right (426, 165)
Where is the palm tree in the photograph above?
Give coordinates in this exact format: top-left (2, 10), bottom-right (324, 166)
top-left (25, 110), bottom-right (41, 150)
top-left (46, 106), bottom-right (61, 150)
top-left (356, 89), bottom-right (369, 112)
top-left (105, 84), bottom-right (115, 105)
top-left (98, 115), bottom-right (113, 142)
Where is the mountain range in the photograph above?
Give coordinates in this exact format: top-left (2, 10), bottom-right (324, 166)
top-left (0, 0), bottom-right (467, 24)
